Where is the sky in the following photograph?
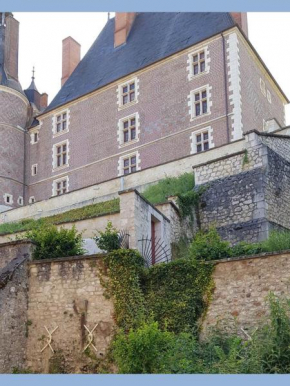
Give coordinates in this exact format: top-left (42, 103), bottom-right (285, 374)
top-left (14, 12), bottom-right (290, 125)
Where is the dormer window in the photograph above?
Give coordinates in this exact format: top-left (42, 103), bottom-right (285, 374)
top-left (117, 77), bottom-right (139, 110)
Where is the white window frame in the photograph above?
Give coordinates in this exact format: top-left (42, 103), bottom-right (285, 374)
top-left (52, 139), bottom-right (69, 172)
top-left (190, 126), bottom-right (214, 154)
top-left (17, 196), bottom-right (24, 206)
top-left (187, 45), bottom-right (210, 81)
top-left (3, 193), bottom-right (13, 205)
top-left (52, 108), bottom-right (70, 137)
top-left (28, 196), bottom-right (36, 204)
top-left (267, 90), bottom-right (272, 104)
top-left (117, 112), bottom-right (140, 148)
top-left (117, 77), bottom-right (139, 110)
top-left (31, 164), bottom-right (38, 176)
top-left (188, 85), bottom-right (212, 121)
top-left (52, 176), bottom-right (69, 197)
top-left (118, 151), bottom-right (141, 176)
top-left (30, 129), bottom-right (39, 144)
top-left (260, 78), bottom-right (266, 97)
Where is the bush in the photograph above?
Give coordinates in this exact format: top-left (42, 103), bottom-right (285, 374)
top-left (95, 221), bottom-right (120, 252)
top-left (113, 321), bottom-right (175, 374)
top-left (26, 224), bottom-right (85, 260)
top-left (188, 227), bottom-right (231, 261)
top-left (262, 230), bottom-right (290, 253)
top-left (142, 173), bottom-right (195, 205)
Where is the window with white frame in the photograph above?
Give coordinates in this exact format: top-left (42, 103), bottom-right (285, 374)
top-left (3, 193), bottom-right (13, 205)
top-left (194, 89), bottom-right (208, 117)
top-left (190, 127), bottom-right (214, 154)
top-left (187, 46), bottom-right (210, 80)
top-left (17, 196), bottom-right (23, 206)
top-left (31, 164), bottom-right (38, 176)
top-left (53, 176), bottom-right (69, 196)
top-left (260, 78), bottom-right (266, 96)
top-left (53, 140), bottom-right (69, 170)
top-left (118, 152), bottom-right (140, 176)
top-left (30, 130), bottom-right (39, 144)
top-left (53, 109), bottom-right (70, 136)
top-left (117, 78), bottom-right (139, 109)
top-left (29, 196), bottom-right (35, 204)
top-left (118, 113), bottom-right (140, 146)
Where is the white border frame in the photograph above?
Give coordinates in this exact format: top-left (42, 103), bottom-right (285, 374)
top-left (117, 77), bottom-right (140, 111)
top-left (190, 126), bottom-right (214, 154)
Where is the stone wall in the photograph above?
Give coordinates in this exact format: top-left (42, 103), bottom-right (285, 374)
top-left (26, 256), bottom-right (114, 374)
top-left (202, 251), bottom-right (290, 336)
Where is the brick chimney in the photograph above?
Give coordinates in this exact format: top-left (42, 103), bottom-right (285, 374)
top-left (4, 13), bottom-right (19, 80)
top-left (114, 13), bottom-right (136, 48)
top-left (61, 36), bottom-right (81, 86)
top-left (231, 12), bottom-right (248, 37)
top-left (39, 93), bottom-right (48, 110)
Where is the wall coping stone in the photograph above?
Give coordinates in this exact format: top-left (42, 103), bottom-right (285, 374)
top-left (0, 239), bottom-right (36, 248)
top-left (209, 249), bottom-right (290, 265)
top-left (192, 150), bottom-right (246, 170)
top-left (244, 129), bottom-right (290, 140)
top-left (28, 253), bottom-right (107, 265)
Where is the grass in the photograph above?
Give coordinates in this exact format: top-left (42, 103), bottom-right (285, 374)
top-left (142, 173), bottom-right (195, 205)
top-left (0, 198), bottom-right (120, 236)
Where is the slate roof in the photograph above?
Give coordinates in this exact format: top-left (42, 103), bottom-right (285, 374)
top-left (45, 12), bottom-right (235, 113)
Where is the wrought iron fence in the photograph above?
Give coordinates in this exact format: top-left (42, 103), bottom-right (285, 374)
top-left (138, 237), bottom-right (170, 267)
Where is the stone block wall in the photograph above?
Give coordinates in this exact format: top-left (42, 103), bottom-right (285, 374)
top-left (202, 251), bottom-right (290, 337)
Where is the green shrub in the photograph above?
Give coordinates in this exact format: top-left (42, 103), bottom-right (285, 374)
top-left (95, 221), bottom-right (120, 252)
top-left (261, 230), bottom-right (290, 253)
top-left (27, 224), bottom-right (85, 260)
top-left (142, 258), bottom-right (214, 333)
top-left (142, 173), bottom-right (195, 204)
top-left (188, 227), bottom-right (231, 261)
top-left (230, 241), bottom-right (263, 258)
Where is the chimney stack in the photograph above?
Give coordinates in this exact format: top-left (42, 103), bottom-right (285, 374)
top-left (114, 13), bottom-right (136, 48)
top-left (231, 12), bottom-right (248, 37)
top-left (61, 36), bottom-right (81, 87)
top-left (40, 93), bottom-right (48, 110)
top-left (1, 13), bottom-right (19, 80)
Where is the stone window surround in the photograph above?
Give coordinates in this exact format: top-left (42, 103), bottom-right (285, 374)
top-left (28, 196), bottom-right (36, 204)
top-left (186, 45), bottom-right (210, 81)
top-left (3, 193), bottom-right (13, 205)
top-left (117, 77), bottom-right (140, 111)
top-left (118, 151), bottom-right (141, 176)
top-left (52, 139), bottom-right (70, 172)
top-left (188, 84), bottom-right (212, 121)
top-left (52, 175), bottom-right (69, 197)
top-left (31, 164), bottom-right (38, 176)
top-left (30, 128), bottom-right (39, 145)
top-left (17, 196), bottom-right (24, 206)
top-left (117, 112), bottom-right (140, 148)
top-left (260, 78), bottom-right (266, 97)
top-left (52, 108), bottom-right (70, 138)
top-left (267, 89), bottom-right (272, 104)
top-left (190, 126), bottom-right (214, 154)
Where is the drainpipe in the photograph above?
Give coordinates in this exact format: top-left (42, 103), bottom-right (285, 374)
top-left (222, 33), bottom-right (231, 144)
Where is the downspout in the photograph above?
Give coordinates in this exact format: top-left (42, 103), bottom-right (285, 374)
top-left (222, 33), bottom-right (231, 144)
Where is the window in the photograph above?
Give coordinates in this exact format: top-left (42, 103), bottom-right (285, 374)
top-left (53, 109), bottom-right (70, 136)
top-left (3, 193), bottom-right (13, 205)
top-left (29, 196), bottom-right (35, 204)
top-left (53, 177), bottom-right (69, 196)
top-left (190, 127), bottom-right (214, 154)
top-left (117, 78), bottom-right (139, 109)
top-left (17, 196), bottom-right (23, 206)
top-left (260, 78), bottom-right (266, 96)
top-left (118, 113), bottom-right (140, 147)
top-left (31, 164), bottom-right (38, 176)
top-left (118, 152), bottom-right (140, 176)
top-left (187, 46), bottom-right (210, 80)
top-left (189, 85), bottom-right (212, 120)
top-left (30, 130), bottom-right (39, 144)
top-left (53, 140), bottom-right (69, 170)
top-left (267, 90), bottom-right (272, 104)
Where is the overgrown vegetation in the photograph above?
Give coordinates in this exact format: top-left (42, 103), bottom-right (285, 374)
top-left (95, 221), bottom-right (121, 253)
top-left (0, 198), bottom-right (120, 236)
top-left (27, 224), bottom-right (85, 260)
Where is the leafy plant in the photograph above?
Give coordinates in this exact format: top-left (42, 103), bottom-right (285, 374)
top-left (95, 221), bottom-right (120, 253)
top-left (26, 224), bottom-right (85, 260)
top-left (188, 227), bottom-right (231, 261)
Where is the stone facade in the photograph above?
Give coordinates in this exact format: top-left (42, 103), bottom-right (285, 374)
top-left (202, 251), bottom-right (290, 336)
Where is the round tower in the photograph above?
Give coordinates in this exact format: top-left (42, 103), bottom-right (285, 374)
top-left (0, 13), bottom-right (29, 212)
